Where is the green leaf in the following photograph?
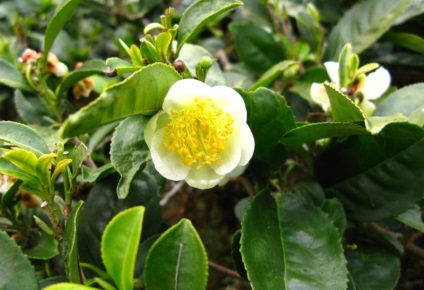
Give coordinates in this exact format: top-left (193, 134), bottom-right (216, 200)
top-left (60, 63), bottom-right (182, 137)
top-left (229, 22), bottom-right (286, 74)
top-left (61, 201), bottom-right (84, 283)
top-left (3, 149), bottom-right (37, 176)
top-left (325, 0), bottom-right (413, 60)
top-left (324, 83), bottom-right (364, 123)
top-left (44, 283), bottom-right (97, 290)
top-left (56, 59), bottom-right (107, 98)
top-left (320, 198), bottom-right (347, 235)
top-left (35, 153), bottom-right (56, 185)
top-left (105, 57), bottom-right (139, 76)
top-left (316, 122), bottom-right (424, 221)
top-left (0, 230), bottom-right (40, 290)
top-left (178, 43), bottom-right (225, 86)
top-left (177, 0), bottom-right (243, 53)
top-left (231, 230), bottom-right (248, 279)
top-left (375, 83), bottom-right (424, 126)
top-left (0, 59), bottom-right (32, 91)
top-left (346, 247), bottom-right (400, 290)
top-left (25, 231), bottom-right (59, 260)
top-left (81, 163), bottom-right (114, 183)
top-left (43, 0), bottom-right (82, 66)
top-left (365, 114), bottom-right (409, 134)
top-left (249, 61), bottom-right (297, 91)
top-left (110, 115), bottom-right (150, 199)
top-left (240, 191), bottom-right (347, 290)
top-left (281, 122), bottom-right (367, 147)
top-left (144, 219), bottom-right (208, 290)
top-left (0, 158), bottom-right (41, 189)
top-left (14, 90), bottom-right (52, 126)
top-left (383, 32), bottom-right (424, 55)
top-left (239, 87), bottom-right (296, 160)
top-left (396, 205), bottom-right (424, 232)
top-left (0, 121), bottom-right (50, 156)
top-left (101, 206), bottom-right (145, 290)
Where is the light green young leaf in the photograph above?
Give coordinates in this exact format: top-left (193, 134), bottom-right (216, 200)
top-left (177, 0), bottom-right (243, 53)
top-left (0, 231), bottom-right (40, 290)
top-left (325, 0), bottom-right (413, 60)
top-left (0, 121), bottom-right (50, 156)
top-left (324, 83), bottom-right (365, 123)
top-left (3, 149), bottom-right (38, 176)
top-left (110, 115), bottom-right (150, 199)
top-left (365, 114), bottom-right (409, 135)
top-left (101, 206), bottom-right (145, 290)
top-left (43, 0), bottom-right (82, 67)
top-left (60, 63), bottom-right (182, 137)
top-left (51, 159), bottom-right (72, 182)
top-left (0, 59), bottom-right (32, 91)
top-left (44, 283), bottom-right (97, 290)
top-left (240, 191), bottom-right (348, 290)
top-left (61, 201), bottom-right (84, 283)
top-left (35, 153), bottom-right (56, 185)
top-left (144, 219), bottom-right (208, 290)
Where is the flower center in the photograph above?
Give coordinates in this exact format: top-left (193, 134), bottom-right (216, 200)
top-left (163, 97), bottom-right (234, 169)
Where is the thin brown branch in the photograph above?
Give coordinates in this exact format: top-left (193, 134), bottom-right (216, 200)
top-left (208, 260), bottom-right (242, 280)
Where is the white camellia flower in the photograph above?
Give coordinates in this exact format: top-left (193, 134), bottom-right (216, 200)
top-left (310, 61), bottom-right (391, 116)
top-left (145, 79), bottom-right (255, 190)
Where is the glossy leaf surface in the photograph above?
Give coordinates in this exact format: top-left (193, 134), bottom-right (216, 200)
top-left (144, 219), bottom-right (208, 290)
top-left (101, 206), bottom-right (145, 290)
top-left (61, 63), bottom-right (181, 137)
top-left (0, 230), bottom-right (40, 290)
top-left (325, 83), bottom-right (364, 123)
top-left (241, 191), bottom-right (347, 290)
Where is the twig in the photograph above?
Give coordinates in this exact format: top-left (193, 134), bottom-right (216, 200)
top-left (175, 243), bottom-right (183, 290)
top-left (208, 260), bottom-right (242, 280)
top-left (160, 180), bottom-right (185, 206)
top-left (405, 242), bottom-right (424, 259)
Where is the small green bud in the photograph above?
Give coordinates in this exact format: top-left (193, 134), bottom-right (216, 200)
top-left (199, 56), bottom-right (214, 70)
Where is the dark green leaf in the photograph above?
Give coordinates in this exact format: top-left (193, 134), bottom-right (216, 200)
top-left (0, 59), bottom-right (32, 91)
top-left (241, 191), bottom-right (347, 290)
top-left (110, 115), bottom-right (150, 199)
top-left (321, 198), bottom-right (347, 235)
top-left (14, 90), bottom-right (52, 126)
top-left (60, 63), bottom-right (182, 137)
top-left (144, 219), bottom-right (208, 290)
top-left (0, 121), bottom-right (50, 156)
top-left (43, 0), bottom-right (82, 66)
top-left (101, 206), bottom-right (145, 290)
top-left (61, 201), bottom-right (84, 283)
top-left (231, 230), bottom-right (248, 279)
top-left (25, 231), bottom-right (59, 260)
top-left (281, 122), bottom-right (367, 147)
top-left (325, 0), bottom-right (413, 60)
top-left (105, 57), bottom-right (139, 76)
top-left (229, 22), bottom-right (286, 74)
top-left (346, 247), bottom-right (400, 290)
top-left (324, 83), bottom-right (365, 123)
top-left (396, 205), bottom-right (424, 232)
top-left (0, 230), bottom-right (40, 290)
top-left (375, 83), bottom-right (424, 126)
top-left (383, 32), bottom-right (424, 55)
top-left (177, 0), bottom-right (243, 53)
top-left (316, 122), bottom-right (424, 221)
top-left (56, 59), bottom-right (107, 98)
top-left (81, 164), bottom-right (114, 183)
top-left (239, 87), bottom-right (296, 160)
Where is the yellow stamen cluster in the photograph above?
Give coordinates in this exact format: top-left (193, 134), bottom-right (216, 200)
top-left (163, 97), bottom-right (234, 169)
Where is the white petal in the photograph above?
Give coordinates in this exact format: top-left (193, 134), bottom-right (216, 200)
top-left (185, 165), bottom-right (225, 189)
top-left (324, 61), bottom-right (340, 85)
top-left (238, 123), bottom-right (255, 166)
top-left (218, 165), bottom-right (247, 186)
top-left (210, 132), bottom-right (241, 176)
top-left (361, 67), bottom-right (391, 100)
top-left (144, 111), bottom-right (168, 148)
top-left (310, 83), bottom-right (330, 111)
top-left (163, 79), bottom-right (211, 113)
top-left (210, 86), bottom-right (247, 122)
top-left (149, 128), bottom-right (190, 181)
